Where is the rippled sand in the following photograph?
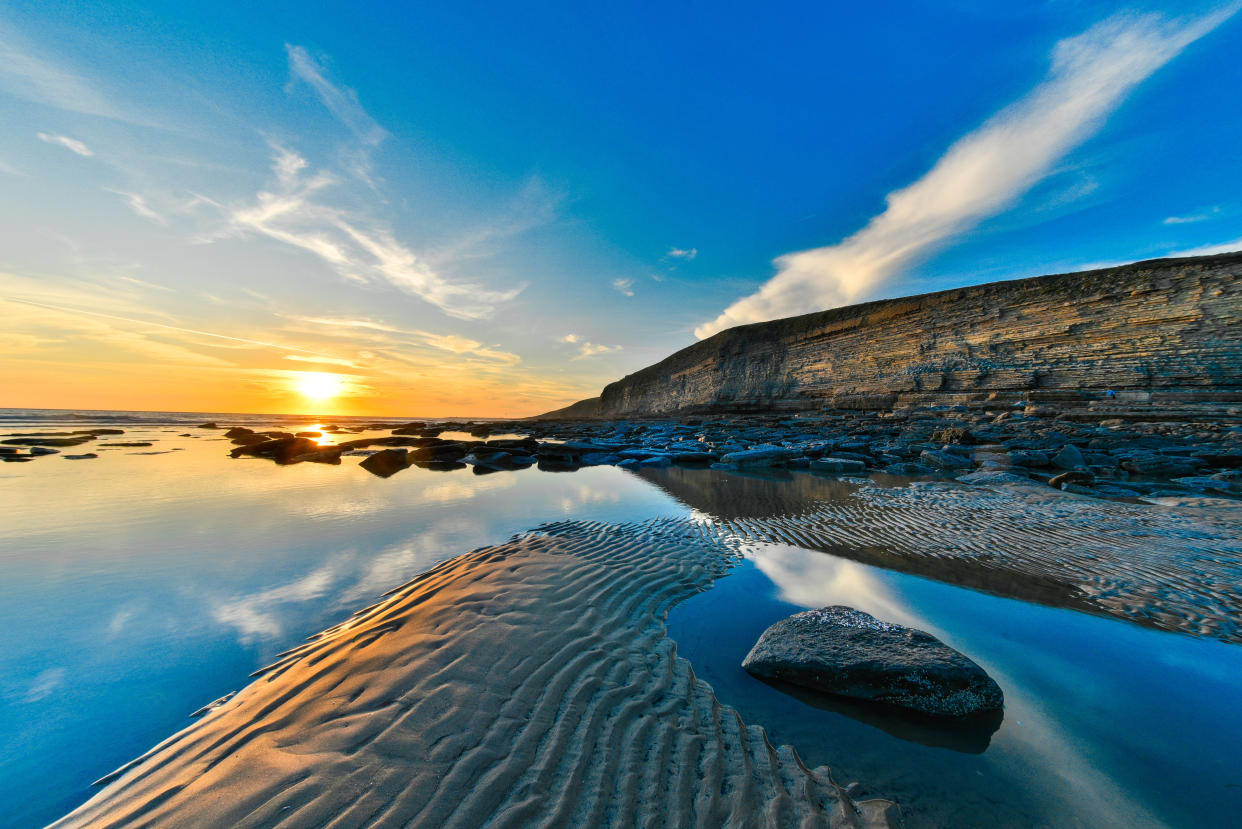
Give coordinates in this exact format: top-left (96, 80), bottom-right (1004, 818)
top-left (53, 520), bottom-right (895, 828)
top-left (638, 468), bottom-right (1242, 643)
top-left (50, 465), bottom-right (1242, 827)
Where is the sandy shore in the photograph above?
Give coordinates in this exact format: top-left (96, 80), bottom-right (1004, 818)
top-left (53, 519), bottom-right (896, 828)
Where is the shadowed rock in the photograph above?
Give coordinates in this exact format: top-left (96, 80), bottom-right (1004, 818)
top-left (229, 437), bottom-right (321, 464)
top-left (359, 448), bottom-right (411, 478)
top-left (1, 436), bottom-right (94, 447)
top-left (743, 606), bottom-right (1004, 717)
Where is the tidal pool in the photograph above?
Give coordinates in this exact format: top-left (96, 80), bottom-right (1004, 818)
top-left (2, 411), bottom-right (1239, 828)
top-left (0, 413), bottom-right (687, 827)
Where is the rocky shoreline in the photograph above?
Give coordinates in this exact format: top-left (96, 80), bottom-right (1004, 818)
top-left (209, 400), bottom-right (1242, 503)
top-left (10, 401), bottom-right (1239, 501)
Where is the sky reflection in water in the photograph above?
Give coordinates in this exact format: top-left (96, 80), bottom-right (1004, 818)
top-left (0, 423), bottom-right (684, 827)
top-left (1, 423), bottom-right (1239, 828)
top-left (665, 483), bottom-right (1242, 829)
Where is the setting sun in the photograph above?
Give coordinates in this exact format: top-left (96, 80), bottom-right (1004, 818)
top-left (293, 372), bottom-right (345, 401)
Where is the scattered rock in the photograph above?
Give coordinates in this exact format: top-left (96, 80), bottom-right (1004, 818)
top-left (290, 447), bottom-right (343, 464)
top-left (1121, 454), bottom-right (1205, 478)
top-left (719, 446), bottom-right (795, 468)
top-left (1049, 470), bottom-right (1094, 489)
top-left (920, 449), bottom-right (972, 471)
top-left (810, 457), bottom-right (867, 474)
top-left (360, 448), bottom-right (411, 478)
top-left (742, 606), bottom-right (1004, 717)
top-left (1, 437), bottom-right (93, 447)
top-left (229, 437), bottom-right (321, 464)
top-left (1051, 444), bottom-right (1086, 470)
top-left (63, 453), bottom-right (98, 460)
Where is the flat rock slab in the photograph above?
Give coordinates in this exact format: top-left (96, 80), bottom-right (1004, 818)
top-left (742, 605), bottom-right (1003, 717)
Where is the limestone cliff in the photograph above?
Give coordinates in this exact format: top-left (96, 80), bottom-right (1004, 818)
top-left (540, 252), bottom-right (1242, 418)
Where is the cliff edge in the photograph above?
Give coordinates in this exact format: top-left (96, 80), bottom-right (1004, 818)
top-left (538, 252), bottom-right (1242, 418)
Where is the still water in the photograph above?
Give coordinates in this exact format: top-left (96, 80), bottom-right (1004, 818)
top-left (1, 411), bottom-right (1239, 827)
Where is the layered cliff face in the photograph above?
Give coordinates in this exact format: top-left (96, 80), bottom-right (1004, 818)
top-left (542, 252), bottom-right (1242, 418)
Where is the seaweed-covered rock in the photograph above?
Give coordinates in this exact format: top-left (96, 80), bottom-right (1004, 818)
top-left (742, 606), bottom-right (1003, 717)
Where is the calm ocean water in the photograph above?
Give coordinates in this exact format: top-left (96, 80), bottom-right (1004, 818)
top-left (1, 409), bottom-right (1239, 827)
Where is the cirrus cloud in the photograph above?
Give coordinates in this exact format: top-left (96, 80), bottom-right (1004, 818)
top-left (696, 6), bottom-right (1238, 339)
top-left (37, 131), bottom-right (93, 157)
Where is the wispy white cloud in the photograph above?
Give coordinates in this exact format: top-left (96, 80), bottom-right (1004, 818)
top-left (284, 353), bottom-right (357, 367)
top-left (557, 332), bottom-right (619, 359)
top-left (6, 297), bottom-right (335, 360)
top-left (572, 341), bottom-right (622, 359)
top-left (37, 132), bottom-right (93, 157)
top-left (665, 247), bottom-right (697, 260)
top-left (288, 314), bottom-right (521, 365)
top-left (696, 6), bottom-right (1238, 338)
top-left (221, 147), bottom-right (523, 319)
top-left (20, 668), bottom-right (66, 703)
top-left (1163, 206), bottom-right (1221, 224)
top-left (106, 189), bottom-right (166, 224)
top-left (285, 45), bottom-right (387, 146)
top-left (1163, 236), bottom-right (1242, 257)
top-left (612, 277), bottom-right (635, 297)
top-left (211, 561), bottom-right (342, 642)
top-left (118, 275), bottom-right (172, 291)
top-left (422, 177), bottom-right (563, 268)
top-left (0, 19), bottom-right (125, 121)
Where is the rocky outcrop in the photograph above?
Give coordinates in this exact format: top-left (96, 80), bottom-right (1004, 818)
top-left (539, 252), bottom-right (1242, 418)
top-left (742, 606), bottom-right (1004, 717)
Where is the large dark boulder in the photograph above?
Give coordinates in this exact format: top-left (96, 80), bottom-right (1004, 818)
top-left (742, 606), bottom-right (1003, 717)
top-left (360, 448), bottom-right (411, 478)
top-left (229, 437), bottom-right (320, 463)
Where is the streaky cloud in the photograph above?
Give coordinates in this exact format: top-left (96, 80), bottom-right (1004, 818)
top-left (106, 189), bottom-right (166, 224)
top-left (37, 132), bottom-right (93, 157)
top-left (572, 341), bottom-right (622, 359)
top-left (283, 354), bottom-right (357, 367)
top-left (695, 5), bottom-right (1239, 339)
top-left (6, 297), bottom-right (336, 359)
top-left (1163, 206), bottom-right (1221, 224)
top-left (0, 19), bottom-right (117, 119)
top-left (224, 147), bottom-right (524, 320)
top-left (1164, 236), bottom-right (1242, 257)
top-left (288, 314), bottom-right (521, 365)
top-left (286, 45), bottom-right (388, 146)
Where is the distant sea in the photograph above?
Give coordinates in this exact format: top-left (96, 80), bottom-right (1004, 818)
top-left (0, 407), bottom-right (493, 428)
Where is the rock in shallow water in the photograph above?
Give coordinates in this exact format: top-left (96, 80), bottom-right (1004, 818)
top-left (742, 605), bottom-right (1003, 717)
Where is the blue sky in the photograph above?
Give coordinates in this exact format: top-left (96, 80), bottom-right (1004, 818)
top-left (1, 1), bottom-right (1239, 415)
